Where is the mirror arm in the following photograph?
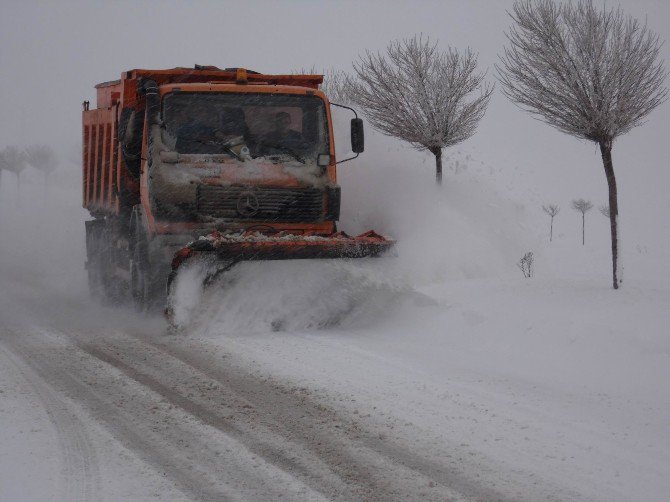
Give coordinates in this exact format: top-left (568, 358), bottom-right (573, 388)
top-left (330, 102), bottom-right (359, 118)
top-left (336, 152), bottom-right (360, 165)
top-left (330, 102), bottom-right (364, 163)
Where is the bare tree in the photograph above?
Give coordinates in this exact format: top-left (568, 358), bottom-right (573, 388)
top-left (572, 198), bottom-right (593, 245)
top-left (542, 204), bottom-right (560, 242)
top-left (497, 0), bottom-right (667, 289)
top-left (518, 251), bottom-right (534, 278)
top-left (599, 205), bottom-right (610, 218)
top-left (348, 36), bottom-right (493, 184)
top-left (25, 144), bottom-right (59, 185)
top-left (0, 146), bottom-right (27, 191)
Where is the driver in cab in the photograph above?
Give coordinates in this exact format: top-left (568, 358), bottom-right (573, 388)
top-left (257, 111), bottom-right (304, 156)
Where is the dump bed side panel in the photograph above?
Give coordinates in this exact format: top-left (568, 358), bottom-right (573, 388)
top-left (82, 107), bottom-right (118, 213)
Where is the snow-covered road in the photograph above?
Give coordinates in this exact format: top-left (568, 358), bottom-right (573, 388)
top-left (0, 314), bottom-right (508, 501)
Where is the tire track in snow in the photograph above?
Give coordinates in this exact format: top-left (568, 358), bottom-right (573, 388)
top-left (2, 328), bottom-right (326, 501)
top-left (0, 333), bottom-right (101, 502)
top-left (2, 320), bottom-right (510, 501)
top-left (78, 329), bottom-right (510, 501)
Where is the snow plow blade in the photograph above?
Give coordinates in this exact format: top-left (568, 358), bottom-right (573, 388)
top-left (171, 230), bottom-right (394, 271)
top-left (165, 230), bottom-right (394, 323)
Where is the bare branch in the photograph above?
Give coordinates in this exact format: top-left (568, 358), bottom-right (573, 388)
top-left (542, 203), bottom-right (560, 217)
top-left (497, 0), bottom-right (668, 143)
top-left (292, 67), bottom-right (353, 104)
top-left (572, 198), bottom-right (593, 214)
top-left (321, 68), bottom-right (353, 105)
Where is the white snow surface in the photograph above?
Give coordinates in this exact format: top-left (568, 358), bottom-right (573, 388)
top-left (174, 135), bottom-right (670, 500)
top-left (1, 131), bottom-right (669, 500)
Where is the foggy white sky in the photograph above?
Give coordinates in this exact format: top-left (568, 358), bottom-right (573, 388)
top-left (1, 0), bottom-right (668, 224)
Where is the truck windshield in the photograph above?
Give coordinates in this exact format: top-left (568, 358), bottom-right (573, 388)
top-left (162, 92), bottom-right (329, 163)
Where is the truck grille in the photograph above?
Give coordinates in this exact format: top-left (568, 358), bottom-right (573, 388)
top-left (197, 186), bottom-right (324, 222)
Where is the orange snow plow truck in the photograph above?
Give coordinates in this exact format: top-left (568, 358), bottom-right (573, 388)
top-left (82, 65), bottom-right (393, 313)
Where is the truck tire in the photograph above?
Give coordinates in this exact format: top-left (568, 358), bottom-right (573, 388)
top-left (100, 221), bottom-right (126, 305)
top-left (129, 207), bottom-right (151, 310)
top-left (129, 206), bottom-right (165, 311)
top-left (85, 220), bottom-right (104, 298)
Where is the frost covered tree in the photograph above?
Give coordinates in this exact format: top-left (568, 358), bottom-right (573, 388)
top-left (25, 144), bottom-right (59, 184)
top-left (321, 68), bottom-right (352, 105)
top-left (572, 198), bottom-right (593, 245)
top-left (0, 146), bottom-right (27, 191)
top-left (292, 67), bottom-right (352, 104)
top-left (542, 204), bottom-right (560, 242)
top-left (348, 36), bottom-right (492, 184)
top-left (497, 0), bottom-right (667, 289)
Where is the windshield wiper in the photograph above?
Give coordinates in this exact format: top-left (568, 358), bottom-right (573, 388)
top-left (265, 144), bottom-right (306, 164)
top-left (196, 139), bottom-right (243, 161)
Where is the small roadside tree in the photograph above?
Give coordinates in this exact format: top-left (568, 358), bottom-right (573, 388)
top-left (25, 144), bottom-right (59, 185)
top-left (599, 205), bottom-right (610, 218)
top-left (348, 35), bottom-right (493, 184)
top-left (518, 251), bottom-right (534, 278)
top-left (0, 146), bottom-right (27, 191)
top-left (497, 0), bottom-right (667, 289)
top-left (542, 204), bottom-right (560, 242)
top-left (572, 198), bottom-right (593, 245)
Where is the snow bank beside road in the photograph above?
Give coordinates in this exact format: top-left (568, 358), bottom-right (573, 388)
top-left (197, 272), bottom-right (670, 501)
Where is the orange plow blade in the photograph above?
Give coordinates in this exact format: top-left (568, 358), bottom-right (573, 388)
top-left (165, 230), bottom-right (394, 323)
top-left (170, 230), bottom-right (395, 272)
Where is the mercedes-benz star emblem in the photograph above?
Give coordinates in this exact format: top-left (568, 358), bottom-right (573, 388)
top-left (236, 191), bottom-right (260, 217)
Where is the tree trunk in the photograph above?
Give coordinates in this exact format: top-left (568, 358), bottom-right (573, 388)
top-left (431, 147), bottom-right (443, 185)
top-left (582, 212), bottom-right (585, 245)
top-left (550, 216), bottom-right (553, 242)
top-left (599, 139), bottom-right (621, 289)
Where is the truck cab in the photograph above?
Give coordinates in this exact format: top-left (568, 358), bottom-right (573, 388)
top-left (142, 75), bottom-right (342, 238)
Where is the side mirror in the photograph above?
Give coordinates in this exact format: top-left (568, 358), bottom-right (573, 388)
top-left (351, 118), bottom-right (364, 154)
top-left (332, 102), bottom-right (364, 164)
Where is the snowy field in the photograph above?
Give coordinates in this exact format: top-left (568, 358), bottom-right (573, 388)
top-left (1, 125), bottom-right (669, 500)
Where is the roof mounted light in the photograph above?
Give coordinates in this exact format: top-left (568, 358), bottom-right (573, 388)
top-left (236, 68), bottom-right (248, 85)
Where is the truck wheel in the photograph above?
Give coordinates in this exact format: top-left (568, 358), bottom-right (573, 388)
top-left (99, 223), bottom-right (126, 305)
top-left (130, 211), bottom-right (151, 310)
top-left (85, 220), bottom-right (104, 298)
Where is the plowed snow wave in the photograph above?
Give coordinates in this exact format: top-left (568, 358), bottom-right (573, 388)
top-left (170, 258), bottom-right (432, 331)
top-left (170, 153), bottom-right (538, 332)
